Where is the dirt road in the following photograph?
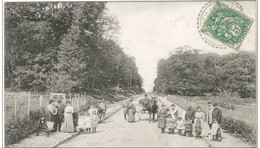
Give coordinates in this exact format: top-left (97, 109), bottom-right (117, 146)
top-left (59, 94), bottom-right (208, 147)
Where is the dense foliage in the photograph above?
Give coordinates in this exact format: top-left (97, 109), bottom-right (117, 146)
top-left (154, 46), bottom-right (256, 98)
top-left (5, 2), bottom-right (143, 93)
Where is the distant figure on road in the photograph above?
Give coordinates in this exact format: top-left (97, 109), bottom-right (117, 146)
top-left (63, 101), bottom-right (74, 133)
top-left (98, 99), bottom-right (107, 123)
top-left (122, 99), bottom-right (129, 120)
top-left (127, 101), bottom-right (136, 122)
top-left (158, 104), bottom-right (168, 133)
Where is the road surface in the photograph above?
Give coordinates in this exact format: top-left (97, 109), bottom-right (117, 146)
top-left (59, 94), bottom-right (208, 147)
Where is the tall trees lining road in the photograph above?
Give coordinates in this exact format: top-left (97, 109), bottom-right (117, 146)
top-left (5, 2), bottom-right (143, 93)
top-left (154, 46), bottom-right (256, 98)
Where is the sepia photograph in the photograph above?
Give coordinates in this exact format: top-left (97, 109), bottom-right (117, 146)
top-left (3, 0), bottom-right (257, 147)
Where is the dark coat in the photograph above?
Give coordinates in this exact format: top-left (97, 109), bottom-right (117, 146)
top-left (212, 107), bottom-right (222, 124)
top-left (185, 108), bottom-right (194, 121)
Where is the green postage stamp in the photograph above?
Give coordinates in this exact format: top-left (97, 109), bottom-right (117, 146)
top-left (200, 2), bottom-right (253, 50)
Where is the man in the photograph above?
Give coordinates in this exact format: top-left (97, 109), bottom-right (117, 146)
top-left (212, 103), bottom-right (222, 125)
top-left (122, 99), bottom-right (129, 120)
top-left (53, 100), bottom-right (64, 132)
top-left (99, 99), bottom-right (107, 123)
top-left (208, 101), bottom-right (214, 129)
top-left (185, 106), bottom-right (194, 122)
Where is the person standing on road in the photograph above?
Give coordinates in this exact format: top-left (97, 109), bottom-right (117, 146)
top-left (63, 101), bottom-right (74, 133)
top-left (158, 104), bottom-right (168, 133)
top-left (56, 100), bottom-right (65, 132)
top-left (185, 106), bottom-right (194, 122)
top-left (127, 101), bottom-right (136, 122)
top-left (193, 107), bottom-right (204, 136)
top-left (99, 99), bottom-right (107, 123)
top-left (208, 101), bottom-right (214, 129)
top-left (212, 103), bottom-right (222, 126)
top-left (169, 104), bottom-right (178, 121)
top-left (46, 99), bottom-right (57, 133)
top-left (122, 99), bottom-right (129, 120)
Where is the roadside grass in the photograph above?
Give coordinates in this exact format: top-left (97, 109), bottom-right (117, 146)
top-left (167, 95), bottom-right (256, 145)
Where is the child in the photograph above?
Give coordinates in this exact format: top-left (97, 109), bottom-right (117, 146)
top-left (36, 115), bottom-right (50, 137)
top-left (176, 117), bottom-right (185, 135)
top-left (77, 112), bottom-right (86, 134)
top-left (166, 114), bottom-right (177, 134)
top-left (84, 112), bottom-right (92, 133)
top-left (91, 111), bottom-right (100, 133)
top-left (194, 119), bottom-right (202, 139)
top-left (211, 120), bottom-right (222, 141)
top-left (185, 118), bottom-right (193, 137)
top-left (72, 109), bottom-right (78, 132)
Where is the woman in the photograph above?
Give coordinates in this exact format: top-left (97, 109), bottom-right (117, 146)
top-left (63, 101), bottom-right (74, 133)
top-left (194, 106), bottom-right (205, 135)
top-left (194, 107), bottom-right (204, 123)
top-left (169, 104), bottom-right (178, 121)
top-left (46, 99), bottom-right (57, 132)
top-left (158, 104), bottom-right (168, 133)
top-left (127, 101), bottom-right (136, 122)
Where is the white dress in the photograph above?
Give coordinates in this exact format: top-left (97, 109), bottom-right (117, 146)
top-left (84, 116), bottom-right (92, 128)
top-left (211, 123), bottom-right (219, 135)
top-left (78, 116), bottom-right (86, 129)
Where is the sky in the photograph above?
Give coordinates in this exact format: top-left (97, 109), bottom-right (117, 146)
top-left (106, 2), bottom-right (256, 92)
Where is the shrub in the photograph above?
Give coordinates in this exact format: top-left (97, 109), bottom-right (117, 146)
top-left (221, 117), bottom-right (256, 144)
top-left (5, 110), bottom-right (40, 146)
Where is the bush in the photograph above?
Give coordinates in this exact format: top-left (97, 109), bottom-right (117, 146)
top-left (221, 117), bottom-right (256, 144)
top-left (5, 110), bottom-right (40, 146)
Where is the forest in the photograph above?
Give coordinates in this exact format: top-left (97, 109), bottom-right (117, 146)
top-left (154, 46), bottom-right (256, 98)
top-left (4, 2), bottom-right (143, 93)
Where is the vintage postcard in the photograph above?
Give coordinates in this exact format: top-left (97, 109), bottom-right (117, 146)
top-left (2, 0), bottom-right (257, 147)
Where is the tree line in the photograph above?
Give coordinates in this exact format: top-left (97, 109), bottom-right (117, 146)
top-left (5, 2), bottom-right (143, 93)
top-left (154, 46), bottom-right (256, 98)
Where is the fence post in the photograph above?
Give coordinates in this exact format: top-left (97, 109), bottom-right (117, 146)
top-left (77, 93), bottom-right (79, 110)
top-left (70, 93), bottom-right (72, 103)
top-left (28, 91), bottom-right (31, 119)
top-left (50, 92), bottom-right (52, 100)
top-left (74, 94), bottom-right (76, 109)
top-left (14, 96), bottom-right (17, 122)
top-left (40, 95), bottom-right (43, 109)
top-left (63, 94), bottom-right (66, 104)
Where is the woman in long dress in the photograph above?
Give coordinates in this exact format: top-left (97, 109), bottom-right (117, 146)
top-left (194, 106), bottom-right (205, 136)
top-left (46, 99), bottom-right (57, 132)
top-left (158, 104), bottom-right (168, 133)
top-left (169, 104), bottom-right (178, 121)
top-left (63, 101), bottom-right (74, 133)
top-left (127, 102), bottom-right (136, 122)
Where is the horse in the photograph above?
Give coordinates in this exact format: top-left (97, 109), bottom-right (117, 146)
top-left (139, 98), bottom-right (159, 122)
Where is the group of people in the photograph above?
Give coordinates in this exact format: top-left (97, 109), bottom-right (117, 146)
top-left (36, 98), bottom-right (108, 137)
top-left (157, 100), bottom-right (222, 141)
